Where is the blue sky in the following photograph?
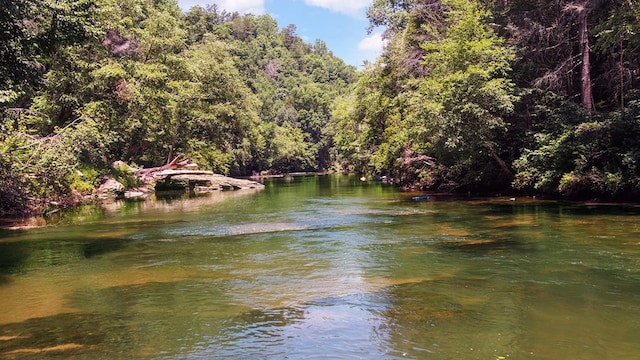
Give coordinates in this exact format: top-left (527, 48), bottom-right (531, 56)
top-left (175, 0), bottom-right (386, 68)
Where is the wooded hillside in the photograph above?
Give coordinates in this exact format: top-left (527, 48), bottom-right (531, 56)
top-left (0, 0), bottom-right (356, 215)
top-left (2, 0), bottom-right (640, 215)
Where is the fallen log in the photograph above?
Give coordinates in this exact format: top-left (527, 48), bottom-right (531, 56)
top-left (116, 155), bottom-right (264, 192)
top-left (131, 155), bottom-right (199, 181)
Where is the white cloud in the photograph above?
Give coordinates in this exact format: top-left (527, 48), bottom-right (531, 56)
top-left (357, 32), bottom-right (386, 52)
top-left (219, 0), bottom-right (265, 14)
top-left (179, 0), bottom-right (265, 14)
top-left (304, 0), bottom-right (372, 16)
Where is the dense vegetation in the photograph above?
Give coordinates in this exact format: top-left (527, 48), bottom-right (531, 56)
top-left (2, 0), bottom-right (640, 216)
top-left (332, 0), bottom-right (640, 200)
top-left (0, 0), bottom-right (356, 215)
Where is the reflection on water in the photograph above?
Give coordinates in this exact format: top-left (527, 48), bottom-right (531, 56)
top-left (1, 175), bottom-right (640, 359)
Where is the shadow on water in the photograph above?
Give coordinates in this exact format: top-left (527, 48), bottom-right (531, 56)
top-left (0, 237), bottom-right (132, 275)
top-left (82, 238), bottom-right (130, 259)
top-left (438, 236), bottom-right (532, 253)
top-left (0, 242), bottom-right (30, 275)
top-left (420, 198), bottom-right (640, 256)
top-left (475, 199), bottom-right (640, 217)
top-left (0, 313), bottom-right (109, 359)
top-left (0, 278), bottom-right (233, 359)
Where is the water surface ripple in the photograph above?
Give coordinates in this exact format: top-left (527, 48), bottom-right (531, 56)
top-left (1, 174), bottom-right (639, 359)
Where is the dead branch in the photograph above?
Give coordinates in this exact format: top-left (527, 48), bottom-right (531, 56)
top-left (131, 155), bottom-right (199, 182)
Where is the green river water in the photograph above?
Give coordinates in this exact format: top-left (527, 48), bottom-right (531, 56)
top-left (0, 174), bottom-right (639, 359)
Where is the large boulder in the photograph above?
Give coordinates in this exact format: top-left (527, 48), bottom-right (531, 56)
top-left (94, 177), bottom-right (125, 199)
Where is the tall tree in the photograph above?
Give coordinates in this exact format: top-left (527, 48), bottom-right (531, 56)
top-left (344, 0), bottom-right (517, 190)
top-left (565, 1), bottom-right (593, 114)
top-left (0, 0), bottom-right (42, 105)
top-left (592, 0), bottom-right (640, 109)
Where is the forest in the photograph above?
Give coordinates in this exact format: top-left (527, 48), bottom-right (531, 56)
top-left (1, 0), bottom-right (640, 216)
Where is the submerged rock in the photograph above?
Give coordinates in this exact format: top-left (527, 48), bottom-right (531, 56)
top-left (124, 186), bottom-right (155, 199)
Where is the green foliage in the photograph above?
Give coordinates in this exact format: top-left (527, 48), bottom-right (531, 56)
top-left (68, 165), bottom-right (101, 194)
top-left (0, 154), bottom-right (30, 216)
top-left (261, 122), bottom-right (315, 173)
top-left (367, 0), bottom-right (415, 33)
top-left (339, 0), bottom-right (640, 198)
top-left (340, 0), bottom-right (517, 190)
top-left (4, 0), bottom-right (640, 216)
top-left (411, 0), bottom-right (517, 187)
top-left (326, 93), bottom-right (368, 172)
top-left (187, 139), bottom-right (232, 175)
top-left (109, 162), bottom-right (141, 189)
top-left (0, 0), bottom-right (358, 214)
top-left (514, 94), bottom-right (640, 199)
top-left (0, 0), bottom-right (40, 103)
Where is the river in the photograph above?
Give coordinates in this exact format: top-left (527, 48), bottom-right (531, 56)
top-left (0, 174), bottom-right (639, 359)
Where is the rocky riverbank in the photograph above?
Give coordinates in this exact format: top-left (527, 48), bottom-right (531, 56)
top-left (2, 162), bottom-right (265, 229)
top-left (95, 170), bottom-right (264, 199)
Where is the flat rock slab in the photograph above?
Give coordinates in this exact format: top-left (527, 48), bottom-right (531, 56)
top-left (156, 170), bottom-right (264, 190)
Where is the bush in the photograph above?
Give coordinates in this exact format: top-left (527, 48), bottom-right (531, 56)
top-left (0, 155), bottom-right (30, 216)
top-left (68, 165), bottom-right (101, 194)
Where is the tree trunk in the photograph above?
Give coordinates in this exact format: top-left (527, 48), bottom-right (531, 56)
top-left (166, 142), bottom-right (175, 165)
top-left (485, 143), bottom-right (514, 181)
top-left (133, 154), bottom-right (186, 180)
top-left (578, 4), bottom-right (593, 114)
top-left (619, 36), bottom-right (624, 109)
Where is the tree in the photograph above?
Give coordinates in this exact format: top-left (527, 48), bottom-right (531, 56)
top-left (179, 40), bottom-right (262, 174)
top-left (348, 0), bottom-right (517, 190)
top-left (0, 0), bottom-right (42, 105)
top-left (0, 0), bottom-right (364, 215)
top-left (508, 0), bottom-right (640, 199)
top-left (592, 0), bottom-right (640, 109)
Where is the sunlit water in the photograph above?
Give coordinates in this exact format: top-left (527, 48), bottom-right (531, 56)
top-left (1, 174), bottom-right (639, 359)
